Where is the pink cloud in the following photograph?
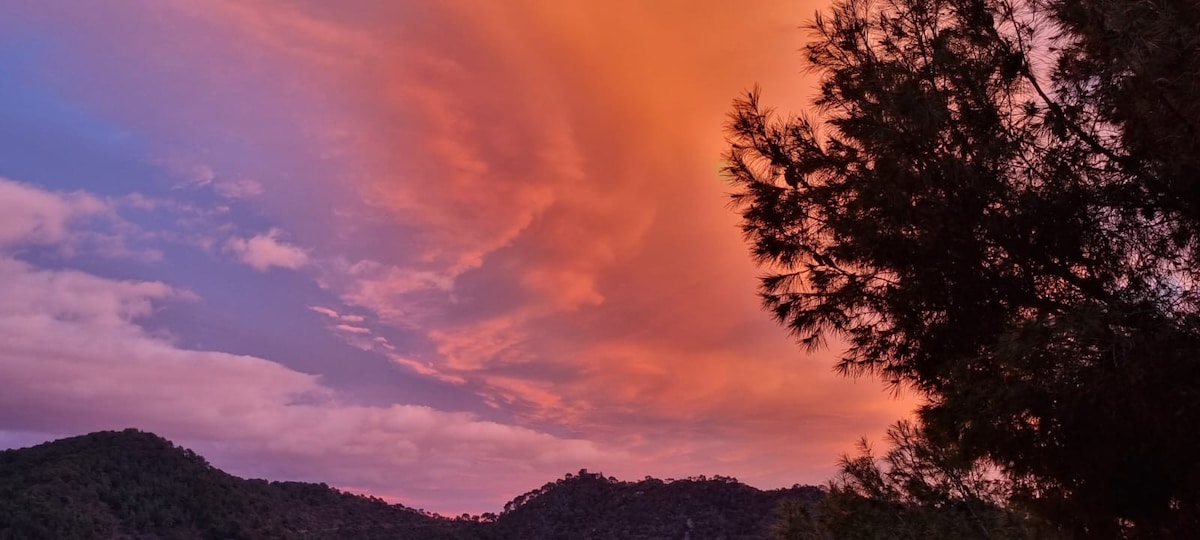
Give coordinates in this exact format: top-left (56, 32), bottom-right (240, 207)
top-left (333, 323), bottom-right (370, 334)
top-left (383, 351), bottom-right (467, 386)
top-left (308, 305), bottom-right (340, 318)
top-left (0, 252), bottom-right (617, 513)
top-left (319, 259), bottom-right (453, 325)
top-left (226, 229), bottom-right (309, 271)
top-left (0, 177), bottom-right (109, 249)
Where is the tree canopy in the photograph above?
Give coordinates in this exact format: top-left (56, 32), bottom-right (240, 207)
top-left (776, 421), bottom-right (1051, 539)
top-left (725, 0), bottom-right (1200, 534)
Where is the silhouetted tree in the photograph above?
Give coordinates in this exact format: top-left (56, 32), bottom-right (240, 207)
top-left (726, 0), bottom-right (1200, 534)
top-left (821, 421), bottom-right (1054, 539)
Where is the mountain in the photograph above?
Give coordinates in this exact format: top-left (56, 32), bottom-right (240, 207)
top-left (0, 429), bottom-right (821, 539)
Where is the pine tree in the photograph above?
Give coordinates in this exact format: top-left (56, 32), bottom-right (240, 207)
top-left (725, 0), bottom-right (1200, 533)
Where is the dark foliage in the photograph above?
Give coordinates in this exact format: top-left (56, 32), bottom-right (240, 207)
top-left (725, 0), bottom-right (1200, 535)
top-left (0, 429), bottom-right (818, 539)
top-left (493, 470), bottom-right (821, 539)
top-left (778, 421), bottom-right (1063, 539)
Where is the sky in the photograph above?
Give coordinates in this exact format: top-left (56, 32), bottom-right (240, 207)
top-left (0, 0), bottom-right (915, 514)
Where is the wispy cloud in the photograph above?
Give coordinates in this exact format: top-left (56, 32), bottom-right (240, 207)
top-left (213, 178), bottom-right (264, 199)
top-left (333, 323), bottom-right (370, 334)
top-left (308, 305), bottom-right (340, 318)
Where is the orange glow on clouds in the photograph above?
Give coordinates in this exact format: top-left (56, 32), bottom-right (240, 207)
top-left (206, 0), bottom-right (917, 492)
top-left (0, 0), bottom-right (918, 513)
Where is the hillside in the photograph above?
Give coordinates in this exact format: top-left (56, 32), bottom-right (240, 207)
top-left (0, 429), bottom-right (477, 539)
top-left (492, 471), bottom-right (820, 539)
top-left (0, 430), bottom-right (821, 539)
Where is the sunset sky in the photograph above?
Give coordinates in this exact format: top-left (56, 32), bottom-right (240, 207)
top-left (0, 0), bottom-right (915, 513)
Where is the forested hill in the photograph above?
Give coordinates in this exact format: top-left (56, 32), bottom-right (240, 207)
top-left (0, 429), bottom-right (820, 539)
top-left (0, 429), bottom-right (476, 539)
top-left (489, 470), bottom-right (820, 539)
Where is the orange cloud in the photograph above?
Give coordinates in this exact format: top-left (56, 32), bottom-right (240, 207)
top-left (315, 0), bottom-right (909, 482)
top-left (122, 0), bottom-right (914, 502)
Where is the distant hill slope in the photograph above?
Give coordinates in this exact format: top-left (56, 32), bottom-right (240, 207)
top-left (0, 429), bottom-right (821, 539)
